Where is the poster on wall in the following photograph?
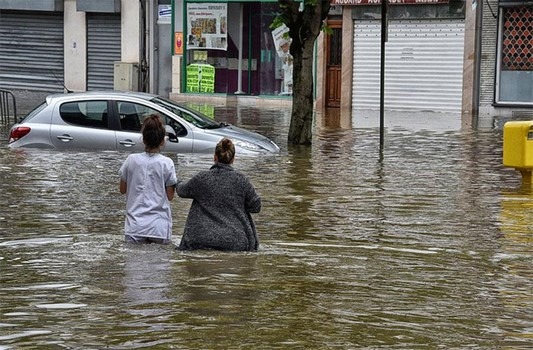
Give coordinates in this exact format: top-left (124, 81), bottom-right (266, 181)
top-left (186, 3), bottom-right (227, 51)
top-left (271, 24), bottom-right (293, 95)
top-left (174, 32), bottom-right (183, 55)
top-left (186, 63), bottom-right (215, 93)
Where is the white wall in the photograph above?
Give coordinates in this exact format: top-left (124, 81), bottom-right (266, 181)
top-left (64, 0), bottom-right (86, 91)
top-left (121, 0), bottom-right (141, 63)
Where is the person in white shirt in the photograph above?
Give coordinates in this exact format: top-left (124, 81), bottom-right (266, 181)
top-left (119, 114), bottom-right (177, 244)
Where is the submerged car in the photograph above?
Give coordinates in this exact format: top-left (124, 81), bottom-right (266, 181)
top-left (8, 91), bottom-right (280, 154)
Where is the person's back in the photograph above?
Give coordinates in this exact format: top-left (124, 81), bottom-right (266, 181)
top-left (119, 115), bottom-right (177, 244)
top-left (177, 138), bottom-right (261, 251)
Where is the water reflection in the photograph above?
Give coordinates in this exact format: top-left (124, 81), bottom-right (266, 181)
top-left (497, 190), bottom-right (533, 345)
top-left (0, 108), bottom-right (532, 348)
top-left (285, 146), bottom-right (316, 237)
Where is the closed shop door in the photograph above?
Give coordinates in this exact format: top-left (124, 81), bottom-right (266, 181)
top-left (352, 20), bottom-right (465, 112)
top-left (0, 11), bottom-right (64, 92)
top-left (87, 14), bottom-right (121, 90)
top-left (326, 21), bottom-right (342, 108)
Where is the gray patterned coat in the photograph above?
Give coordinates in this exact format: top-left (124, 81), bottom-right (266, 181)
top-left (176, 162), bottom-right (261, 251)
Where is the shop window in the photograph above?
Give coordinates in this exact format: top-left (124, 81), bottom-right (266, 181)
top-left (183, 2), bottom-right (289, 96)
top-left (497, 6), bottom-right (533, 104)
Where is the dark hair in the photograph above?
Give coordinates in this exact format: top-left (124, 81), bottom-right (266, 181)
top-left (141, 114), bottom-right (165, 151)
top-left (215, 137), bottom-right (235, 164)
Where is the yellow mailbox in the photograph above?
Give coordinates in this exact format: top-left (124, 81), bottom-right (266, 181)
top-left (503, 121), bottom-right (533, 168)
top-left (503, 121), bottom-right (533, 185)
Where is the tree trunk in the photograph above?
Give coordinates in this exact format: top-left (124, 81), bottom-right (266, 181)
top-left (288, 42), bottom-right (315, 145)
top-left (278, 0), bottom-right (330, 145)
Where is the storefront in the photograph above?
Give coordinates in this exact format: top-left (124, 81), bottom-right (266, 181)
top-left (86, 13), bottom-right (122, 90)
top-left (0, 10), bottom-right (64, 92)
top-left (177, 0), bottom-right (293, 97)
top-left (0, 0), bottom-right (136, 94)
top-left (348, 0), bottom-right (467, 112)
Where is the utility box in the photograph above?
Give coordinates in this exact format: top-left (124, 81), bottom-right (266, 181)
top-left (114, 62), bottom-right (139, 91)
top-left (503, 121), bottom-right (533, 169)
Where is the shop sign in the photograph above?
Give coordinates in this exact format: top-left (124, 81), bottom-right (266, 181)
top-left (159, 5), bottom-right (171, 20)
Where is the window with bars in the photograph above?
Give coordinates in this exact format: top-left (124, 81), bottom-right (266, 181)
top-left (497, 5), bottom-right (533, 104)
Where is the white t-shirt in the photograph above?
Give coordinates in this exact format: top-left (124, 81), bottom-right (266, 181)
top-left (119, 152), bottom-right (178, 240)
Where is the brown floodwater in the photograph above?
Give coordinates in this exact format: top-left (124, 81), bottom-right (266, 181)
top-left (0, 107), bottom-right (531, 349)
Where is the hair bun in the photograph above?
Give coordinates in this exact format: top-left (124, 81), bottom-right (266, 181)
top-left (222, 138), bottom-right (232, 149)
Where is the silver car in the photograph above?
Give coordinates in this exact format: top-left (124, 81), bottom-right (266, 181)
top-left (7, 91), bottom-right (280, 154)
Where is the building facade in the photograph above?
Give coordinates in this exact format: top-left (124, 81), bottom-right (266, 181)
top-left (0, 0), bottom-right (530, 126)
top-left (0, 0), bottom-right (148, 94)
top-left (314, 0), bottom-right (532, 127)
top-left (478, 0), bottom-right (532, 124)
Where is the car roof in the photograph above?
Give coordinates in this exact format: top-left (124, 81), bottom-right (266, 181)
top-left (45, 90), bottom-right (158, 104)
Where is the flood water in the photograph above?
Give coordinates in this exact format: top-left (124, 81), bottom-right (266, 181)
top-left (0, 107), bottom-right (531, 349)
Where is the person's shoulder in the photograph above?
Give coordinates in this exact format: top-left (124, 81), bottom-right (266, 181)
top-left (159, 154), bottom-right (175, 163)
top-left (197, 169), bottom-right (212, 177)
top-left (123, 152), bottom-right (140, 163)
top-left (233, 169), bottom-right (252, 182)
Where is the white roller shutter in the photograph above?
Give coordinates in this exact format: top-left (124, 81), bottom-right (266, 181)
top-left (352, 19), bottom-right (465, 112)
top-left (87, 14), bottom-right (121, 90)
top-left (0, 11), bottom-right (64, 92)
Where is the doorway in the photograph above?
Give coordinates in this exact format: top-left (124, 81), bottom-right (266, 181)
top-left (326, 21), bottom-right (342, 108)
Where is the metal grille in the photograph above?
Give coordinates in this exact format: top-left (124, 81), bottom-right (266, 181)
top-left (0, 11), bottom-right (64, 92)
top-left (87, 14), bottom-right (121, 91)
top-left (501, 6), bottom-right (533, 71)
top-left (352, 19), bottom-right (465, 112)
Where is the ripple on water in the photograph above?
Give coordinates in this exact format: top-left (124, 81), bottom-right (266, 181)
top-left (0, 111), bottom-right (531, 348)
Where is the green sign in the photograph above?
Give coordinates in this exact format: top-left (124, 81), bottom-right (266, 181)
top-left (186, 63), bottom-right (215, 93)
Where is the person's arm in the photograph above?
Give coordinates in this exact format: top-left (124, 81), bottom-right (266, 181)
top-left (245, 180), bottom-right (261, 213)
top-left (166, 185), bottom-right (175, 201)
top-left (119, 156), bottom-right (130, 195)
top-left (119, 179), bottom-right (127, 194)
top-left (176, 175), bottom-right (200, 199)
top-left (165, 161), bottom-right (178, 201)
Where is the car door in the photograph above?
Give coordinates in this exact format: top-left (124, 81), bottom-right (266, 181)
top-left (50, 100), bottom-right (117, 151)
top-left (114, 100), bottom-right (193, 153)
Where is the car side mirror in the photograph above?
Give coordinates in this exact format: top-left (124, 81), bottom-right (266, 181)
top-left (165, 125), bottom-right (179, 143)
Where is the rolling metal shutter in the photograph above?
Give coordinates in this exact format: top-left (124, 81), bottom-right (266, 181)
top-left (0, 11), bottom-right (64, 92)
top-left (87, 14), bottom-right (121, 90)
top-left (352, 19), bottom-right (465, 112)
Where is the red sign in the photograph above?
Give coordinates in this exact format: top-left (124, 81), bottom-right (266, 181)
top-left (175, 32), bottom-right (183, 56)
top-left (331, 0), bottom-right (449, 4)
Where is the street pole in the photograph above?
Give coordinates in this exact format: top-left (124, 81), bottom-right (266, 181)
top-left (235, 3), bottom-right (244, 94)
top-left (380, 0), bottom-right (388, 150)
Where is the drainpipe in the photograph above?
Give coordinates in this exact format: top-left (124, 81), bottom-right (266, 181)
top-left (148, 0), bottom-right (156, 94)
top-left (473, 0), bottom-right (483, 128)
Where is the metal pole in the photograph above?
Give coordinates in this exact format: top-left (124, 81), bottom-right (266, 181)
top-left (148, 0), bottom-right (156, 94)
top-left (380, 0), bottom-right (388, 150)
top-left (235, 3), bottom-right (244, 94)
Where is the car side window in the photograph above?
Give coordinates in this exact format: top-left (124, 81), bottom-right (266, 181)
top-left (60, 101), bottom-right (108, 128)
top-left (117, 101), bottom-right (187, 136)
top-left (117, 102), bottom-right (143, 131)
top-left (163, 116), bottom-right (187, 137)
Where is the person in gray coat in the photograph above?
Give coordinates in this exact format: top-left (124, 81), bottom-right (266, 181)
top-left (176, 138), bottom-right (261, 251)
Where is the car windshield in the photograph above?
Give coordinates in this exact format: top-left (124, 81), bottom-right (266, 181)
top-left (150, 96), bottom-right (221, 129)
